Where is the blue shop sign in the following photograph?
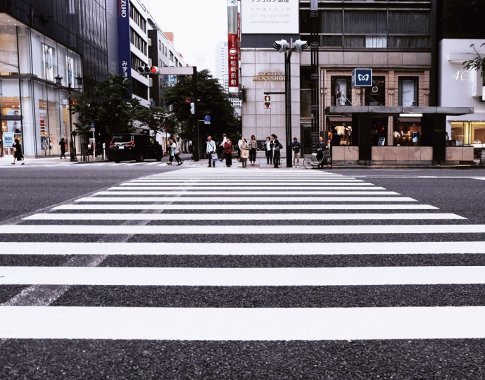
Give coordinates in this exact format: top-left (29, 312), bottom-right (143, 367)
top-left (352, 68), bottom-right (373, 87)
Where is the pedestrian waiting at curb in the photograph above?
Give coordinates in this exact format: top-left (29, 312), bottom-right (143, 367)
top-left (265, 136), bottom-right (273, 165)
top-left (315, 135), bottom-right (326, 168)
top-left (249, 135), bottom-right (257, 165)
top-left (291, 137), bottom-right (302, 168)
top-left (223, 138), bottom-right (233, 167)
top-left (272, 134), bottom-right (282, 168)
top-left (240, 138), bottom-right (249, 168)
top-left (206, 135), bottom-right (217, 168)
top-left (11, 138), bottom-right (25, 165)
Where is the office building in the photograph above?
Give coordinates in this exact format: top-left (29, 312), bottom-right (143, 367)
top-left (240, 0), bottom-right (473, 165)
top-left (435, 0), bottom-right (485, 161)
top-left (0, 0), bottom-right (113, 157)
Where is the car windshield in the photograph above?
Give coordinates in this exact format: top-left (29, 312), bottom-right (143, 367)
top-left (112, 136), bottom-right (132, 143)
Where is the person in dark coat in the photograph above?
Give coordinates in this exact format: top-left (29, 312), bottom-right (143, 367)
top-left (271, 134), bottom-right (282, 168)
top-left (223, 138), bottom-right (233, 167)
top-left (59, 137), bottom-right (67, 159)
top-left (12, 138), bottom-right (24, 165)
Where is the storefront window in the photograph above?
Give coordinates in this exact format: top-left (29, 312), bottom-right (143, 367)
top-left (451, 122), bottom-right (485, 146)
top-left (372, 117), bottom-right (388, 146)
top-left (393, 117), bottom-right (422, 146)
top-left (0, 80), bottom-right (21, 156)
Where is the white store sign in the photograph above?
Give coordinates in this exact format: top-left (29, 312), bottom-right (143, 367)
top-left (3, 132), bottom-right (14, 148)
top-left (241, 0), bottom-right (299, 34)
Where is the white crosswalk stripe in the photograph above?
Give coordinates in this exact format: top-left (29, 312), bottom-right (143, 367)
top-left (1, 168), bottom-right (485, 347)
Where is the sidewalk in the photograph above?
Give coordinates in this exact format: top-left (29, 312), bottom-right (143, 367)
top-left (0, 154), bottom-right (103, 166)
top-left (2, 153), bottom-right (482, 169)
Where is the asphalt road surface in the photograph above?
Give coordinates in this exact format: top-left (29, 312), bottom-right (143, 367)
top-left (1, 163), bottom-right (485, 379)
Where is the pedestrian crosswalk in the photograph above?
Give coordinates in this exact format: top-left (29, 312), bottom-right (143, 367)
top-left (1, 168), bottom-right (485, 376)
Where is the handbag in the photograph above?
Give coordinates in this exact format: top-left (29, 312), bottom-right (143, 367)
top-left (211, 152), bottom-right (218, 160)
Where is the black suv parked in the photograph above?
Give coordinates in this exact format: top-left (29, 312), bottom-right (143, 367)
top-left (107, 133), bottom-right (163, 163)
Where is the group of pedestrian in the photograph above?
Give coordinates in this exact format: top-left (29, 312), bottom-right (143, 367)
top-left (262, 134), bottom-right (284, 168)
top-left (206, 133), bottom-right (305, 169)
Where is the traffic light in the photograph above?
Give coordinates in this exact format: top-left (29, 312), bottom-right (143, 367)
top-left (264, 95), bottom-right (271, 109)
top-left (137, 65), bottom-right (159, 75)
top-left (137, 65), bottom-right (149, 74)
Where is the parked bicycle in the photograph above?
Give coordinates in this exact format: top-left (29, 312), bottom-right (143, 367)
top-left (303, 148), bottom-right (331, 169)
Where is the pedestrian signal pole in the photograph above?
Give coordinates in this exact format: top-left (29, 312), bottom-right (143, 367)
top-left (264, 95), bottom-right (271, 109)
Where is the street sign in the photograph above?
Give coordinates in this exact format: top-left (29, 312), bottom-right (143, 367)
top-left (3, 132), bottom-right (14, 147)
top-left (204, 115), bottom-right (211, 125)
top-left (352, 68), bottom-right (373, 87)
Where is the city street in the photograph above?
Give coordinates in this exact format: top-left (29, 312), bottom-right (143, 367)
top-left (1, 163), bottom-right (485, 378)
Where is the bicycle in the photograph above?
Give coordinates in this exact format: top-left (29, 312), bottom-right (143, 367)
top-left (303, 149), bottom-right (331, 169)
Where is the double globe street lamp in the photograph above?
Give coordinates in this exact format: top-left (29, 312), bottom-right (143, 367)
top-left (272, 39), bottom-right (308, 167)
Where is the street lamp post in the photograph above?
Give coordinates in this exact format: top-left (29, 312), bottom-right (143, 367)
top-left (273, 39), bottom-right (308, 168)
top-left (55, 75), bottom-right (83, 162)
top-left (310, 0), bottom-right (320, 147)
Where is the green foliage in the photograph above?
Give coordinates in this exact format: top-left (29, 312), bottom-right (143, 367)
top-left (463, 56), bottom-right (485, 77)
top-left (164, 69), bottom-right (239, 140)
top-left (72, 74), bottom-right (161, 138)
top-left (463, 44), bottom-right (485, 84)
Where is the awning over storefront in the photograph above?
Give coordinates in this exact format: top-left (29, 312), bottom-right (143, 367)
top-left (326, 106), bottom-right (474, 116)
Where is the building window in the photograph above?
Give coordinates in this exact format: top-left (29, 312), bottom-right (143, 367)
top-left (398, 77), bottom-right (418, 106)
top-left (366, 36), bottom-right (386, 48)
top-left (331, 77), bottom-right (352, 106)
top-left (301, 8), bottom-right (431, 50)
top-left (365, 76), bottom-right (385, 106)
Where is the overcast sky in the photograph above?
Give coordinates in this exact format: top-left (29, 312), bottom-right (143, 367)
top-left (142, 0), bottom-right (228, 76)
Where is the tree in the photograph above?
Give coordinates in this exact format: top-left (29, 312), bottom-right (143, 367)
top-left (463, 44), bottom-right (485, 85)
top-left (72, 74), bottom-right (152, 140)
top-left (164, 69), bottom-right (239, 141)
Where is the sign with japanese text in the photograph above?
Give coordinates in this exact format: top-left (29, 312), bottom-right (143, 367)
top-left (228, 0), bottom-right (240, 93)
top-left (241, 0), bottom-right (299, 34)
top-left (228, 33), bottom-right (239, 93)
top-left (118, 0), bottom-right (132, 85)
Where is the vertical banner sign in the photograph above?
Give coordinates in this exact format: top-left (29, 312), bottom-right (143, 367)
top-left (227, 0), bottom-right (239, 94)
top-left (118, 0), bottom-right (131, 85)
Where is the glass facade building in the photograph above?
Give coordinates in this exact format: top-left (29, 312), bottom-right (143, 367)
top-left (0, 0), bottom-right (110, 157)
